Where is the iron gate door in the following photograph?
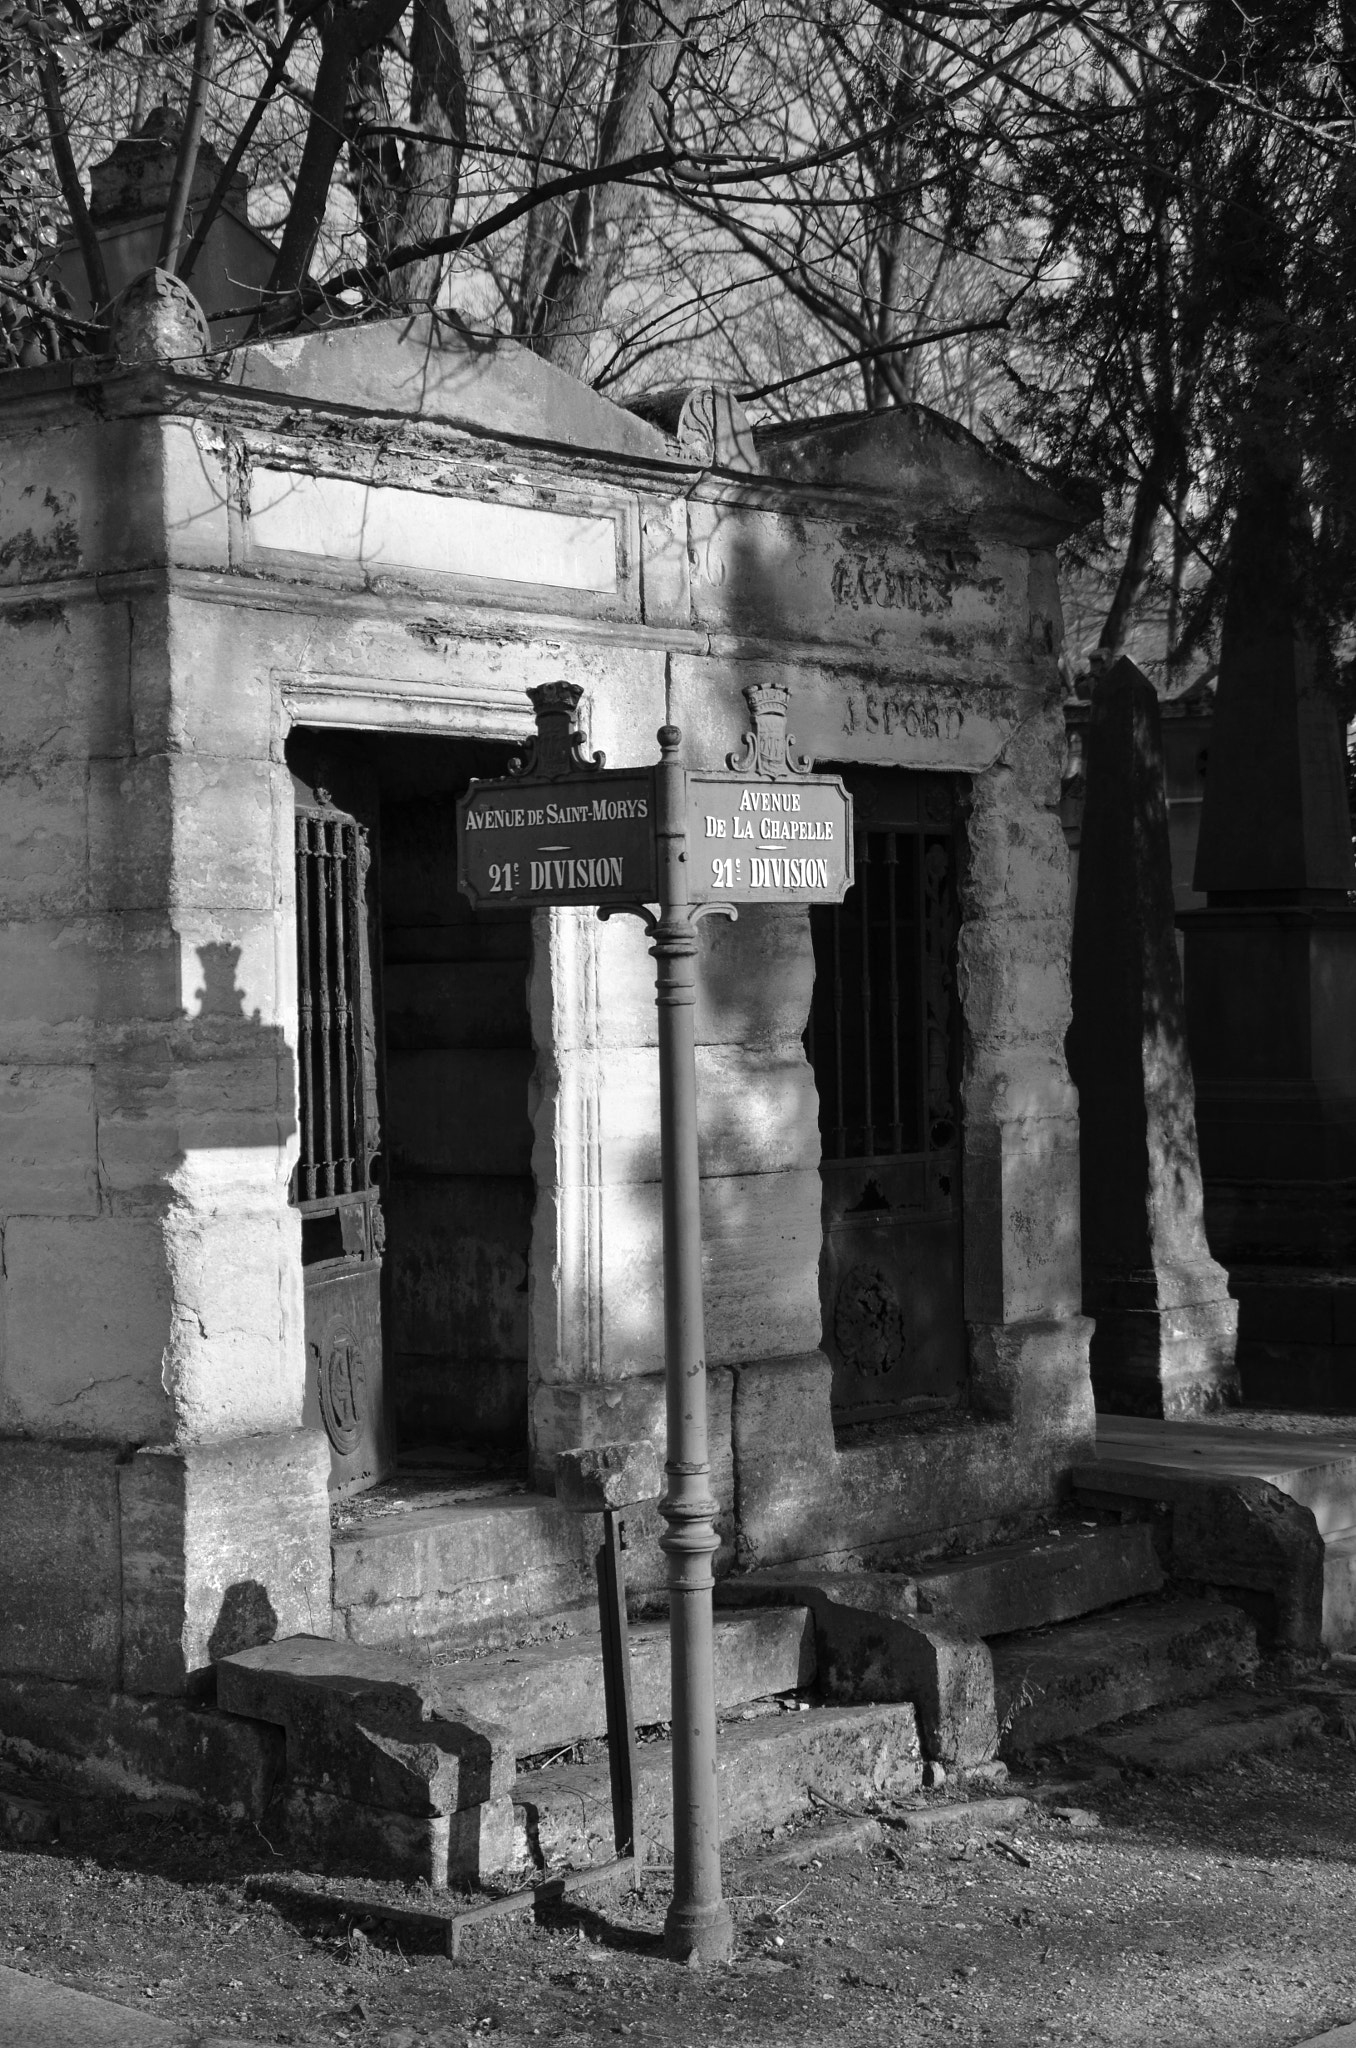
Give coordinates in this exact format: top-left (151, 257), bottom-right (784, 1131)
top-left (293, 796), bottom-right (393, 1496)
top-left (806, 769), bottom-right (965, 1424)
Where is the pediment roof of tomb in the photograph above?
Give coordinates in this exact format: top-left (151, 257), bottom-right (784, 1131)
top-left (756, 402), bottom-right (1092, 546)
top-left (220, 314), bottom-right (676, 465)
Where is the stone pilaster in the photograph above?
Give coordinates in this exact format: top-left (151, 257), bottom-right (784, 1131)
top-left (1068, 658), bottom-right (1238, 1416)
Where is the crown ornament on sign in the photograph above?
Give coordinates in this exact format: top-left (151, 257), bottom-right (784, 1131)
top-left (510, 681), bottom-right (606, 778)
top-left (727, 682), bottom-right (813, 779)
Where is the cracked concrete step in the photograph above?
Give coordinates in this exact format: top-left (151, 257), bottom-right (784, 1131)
top-left (511, 1701), bottom-right (922, 1877)
top-left (991, 1597), bottom-right (1258, 1756)
top-left (1078, 1690), bottom-right (1322, 1775)
top-left (912, 1522), bottom-right (1163, 1637)
top-left (221, 1607), bottom-right (814, 1765)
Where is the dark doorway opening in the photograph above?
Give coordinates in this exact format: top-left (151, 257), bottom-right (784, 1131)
top-left (287, 728), bottom-right (535, 1496)
top-left (805, 767), bottom-right (966, 1428)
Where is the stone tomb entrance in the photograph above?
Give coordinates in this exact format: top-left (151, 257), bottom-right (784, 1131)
top-left (0, 316), bottom-right (1099, 1791)
top-left (808, 766), bottom-right (966, 1424)
top-left (286, 728), bottom-right (535, 1495)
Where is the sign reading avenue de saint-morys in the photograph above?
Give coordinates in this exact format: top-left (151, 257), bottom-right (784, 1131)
top-left (456, 769), bottom-right (657, 908)
top-left (685, 772), bottom-right (853, 905)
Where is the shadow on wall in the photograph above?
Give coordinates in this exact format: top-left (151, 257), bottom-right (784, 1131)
top-left (0, 934), bottom-right (300, 1442)
top-left (207, 1580), bottom-right (280, 1664)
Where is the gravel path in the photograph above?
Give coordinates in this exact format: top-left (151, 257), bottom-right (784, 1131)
top-left (3, 1713), bottom-right (1356, 2046)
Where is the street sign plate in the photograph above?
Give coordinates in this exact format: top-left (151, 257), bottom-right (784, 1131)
top-left (686, 772), bottom-right (854, 905)
top-left (457, 769), bottom-right (657, 908)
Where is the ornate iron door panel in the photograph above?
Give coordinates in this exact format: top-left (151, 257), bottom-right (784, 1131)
top-left (293, 797), bottom-right (392, 1497)
top-left (807, 771), bottom-right (966, 1425)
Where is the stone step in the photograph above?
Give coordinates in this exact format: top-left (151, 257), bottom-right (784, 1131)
top-left (330, 1491), bottom-right (605, 1650)
top-left (221, 1607), bottom-right (813, 1764)
top-left (1077, 1413), bottom-right (1356, 1654)
top-left (511, 1701), bottom-right (922, 1878)
top-left (991, 1597), bottom-right (1258, 1757)
top-left (1087, 1415), bottom-right (1356, 1537)
top-left (912, 1523), bottom-right (1163, 1637)
top-left (1078, 1690), bottom-right (1322, 1775)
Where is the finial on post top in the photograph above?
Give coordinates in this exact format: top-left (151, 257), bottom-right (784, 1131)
top-left (727, 681), bottom-right (812, 779)
top-left (510, 680), bottom-right (606, 778)
top-left (108, 267), bottom-right (211, 368)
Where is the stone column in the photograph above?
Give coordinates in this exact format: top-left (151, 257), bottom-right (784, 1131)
top-left (960, 703), bottom-right (1095, 1451)
top-left (1067, 657), bottom-right (1238, 1416)
top-left (1180, 470), bottom-right (1356, 1408)
top-left (0, 391), bottom-right (330, 1718)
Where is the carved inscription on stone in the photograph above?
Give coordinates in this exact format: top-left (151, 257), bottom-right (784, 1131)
top-left (831, 557), bottom-right (951, 615)
top-left (842, 688), bottom-right (965, 742)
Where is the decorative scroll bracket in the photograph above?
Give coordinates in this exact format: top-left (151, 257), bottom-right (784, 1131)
top-left (510, 680), bottom-right (606, 779)
top-left (726, 682), bottom-right (813, 779)
top-left (598, 902), bottom-right (739, 936)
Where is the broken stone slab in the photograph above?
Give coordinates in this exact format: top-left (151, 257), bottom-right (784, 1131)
top-left (512, 1701), bottom-right (922, 1878)
top-left (749, 1816), bottom-right (882, 1869)
top-left (889, 1795), bottom-right (1031, 1841)
top-left (553, 1440), bottom-right (662, 1512)
top-left (992, 1597), bottom-right (1258, 1756)
top-left (911, 1523), bottom-right (1163, 1637)
top-left (216, 1637), bottom-right (513, 1817)
top-left (717, 1569), bottom-right (996, 1766)
top-left (1080, 1690), bottom-right (1323, 1775)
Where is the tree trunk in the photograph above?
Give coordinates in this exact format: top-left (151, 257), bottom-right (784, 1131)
top-left (390, 0), bottom-right (471, 309)
top-left (529, 0), bottom-right (694, 377)
top-left (267, 0), bottom-right (414, 305)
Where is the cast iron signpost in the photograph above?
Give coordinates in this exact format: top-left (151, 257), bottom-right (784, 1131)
top-left (458, 681), bottom-right (851, 1964)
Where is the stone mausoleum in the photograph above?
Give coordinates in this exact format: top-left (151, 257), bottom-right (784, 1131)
top-left (0, 299), bottom-right (1142, 1865)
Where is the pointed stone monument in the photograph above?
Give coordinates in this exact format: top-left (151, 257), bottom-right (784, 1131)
top-left (1068, 656), bottom-right (1239, 1415)
top-left (1180, 472), bottom-right (1356, 1408)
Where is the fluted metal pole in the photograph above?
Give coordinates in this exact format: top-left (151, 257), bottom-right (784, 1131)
top-left (651, 723), bottom-right (734, 1966)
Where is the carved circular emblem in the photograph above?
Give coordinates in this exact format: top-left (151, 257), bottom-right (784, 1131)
top-left (317, 1322), bottom-right (367, 1454)
top-left (834, 1265), bottom-right (905, 1379)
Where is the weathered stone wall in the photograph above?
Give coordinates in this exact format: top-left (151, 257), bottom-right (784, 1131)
top-left (0, 402), bottom-right (329, 1694)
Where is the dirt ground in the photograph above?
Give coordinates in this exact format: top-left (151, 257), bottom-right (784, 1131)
top-left (4, 1715), bottom-right (1356, 2048)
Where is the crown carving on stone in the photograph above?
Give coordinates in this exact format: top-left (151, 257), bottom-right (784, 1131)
top-left (509, 680), bottom-right (606, 778)
top-left (727, 682), bottom-right (813, 779)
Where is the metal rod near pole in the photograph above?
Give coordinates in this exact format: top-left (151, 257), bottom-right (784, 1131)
top-left (650, 723), bottom-right (734, 1967)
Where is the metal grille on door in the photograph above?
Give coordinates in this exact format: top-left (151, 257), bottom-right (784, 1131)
top-left (292, 804), bottom-right (391, 1495)
top-left (807, 778), bottom-right (965, 1422)
top-left (296, 815), bottom-right (374, 1204)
